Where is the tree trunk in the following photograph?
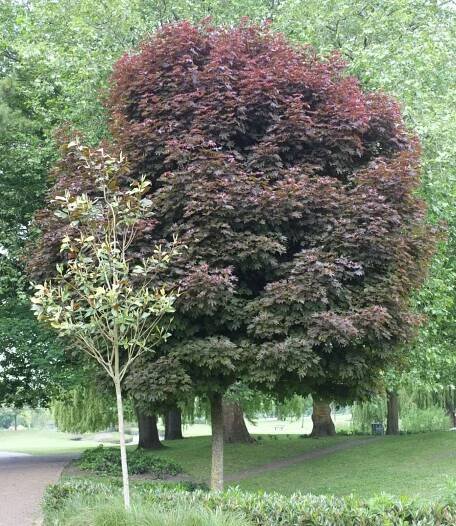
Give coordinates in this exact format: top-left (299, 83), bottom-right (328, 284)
top-left (136, 409), bottom-right (162, 449)
top-left (114, 380), bottom-right (130, 509)
top-left (223, 401), bottom-right (254, 443)
top-left (165, 407), bottom-right (183, 440)
top-left (311, 398), bottom-right (336, 437)
top-left (386, 390), bottom-right (400, 435)
top-left (210, 393), bottom-right (224, 491)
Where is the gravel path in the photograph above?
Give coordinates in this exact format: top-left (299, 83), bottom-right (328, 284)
top-left (0, 453), bottom-right (78, 526)
top-left (225, 437), bottom-right (381, 482)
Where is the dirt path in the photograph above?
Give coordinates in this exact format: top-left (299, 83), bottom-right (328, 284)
top-left (0, 453), bottom-right (78, 526)
top-left (225, 437), bottom-right (381, 482)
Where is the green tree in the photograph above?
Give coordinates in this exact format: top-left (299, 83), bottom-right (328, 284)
top-left (52, 383), bottom-right (118, 434)
top-left (2, 0), bottom-right (454, 475)
top-left (31, 142), bottom-right (176, 508)
top-left (0, 304), bottom-right (74, 408)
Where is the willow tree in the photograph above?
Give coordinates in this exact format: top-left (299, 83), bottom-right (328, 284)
top-left (31, 141), bottom-right (176, 508)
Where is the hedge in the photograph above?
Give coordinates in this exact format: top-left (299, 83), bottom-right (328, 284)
top-left (44, 480), bottom-right (456, 526)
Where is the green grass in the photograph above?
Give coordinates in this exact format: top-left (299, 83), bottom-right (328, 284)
top-left (235, 431), bottom-right (456, 499)
top-left (0, 416), bottom-right (349, 456)
top-left (138, 434), bottom-right (350, 481)
top-left (0, 430), bottom-right (100, 455)
top-left (59, 434), bottom-right (350, 484)
top-left (64, 432), bottom-right (456, 500)
top-left (6, 427), bottom-right (456, 501)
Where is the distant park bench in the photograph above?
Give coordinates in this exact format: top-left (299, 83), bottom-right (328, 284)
top-left (274, 425), bottom-right (285, 431)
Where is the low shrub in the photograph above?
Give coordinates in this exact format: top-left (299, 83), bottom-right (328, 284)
top-left (43, 479), bottom-right (207, 515)
top-left (44, 479), bottom-right (118, 513)
top-left (76, 445), bottom-right (183, 477)
top-left (44, 480), bottom-right (456, 526)
top-left (401, 407), bottom-right (449, 433)
top-left (45, 493), bottom-right (249, 526)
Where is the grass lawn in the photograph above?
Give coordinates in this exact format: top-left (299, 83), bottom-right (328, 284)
top-left (0, 416), bottom-right (350, 456)
top-left (235, 431), bottom-right (456, 499)
top-left (138, 434), bottom-right (350, 481)
top-left (5, 427), bottom-right (455, 501)
top-left (0, 429), bottom-right (100, 455)
top-left (61, 431), bottom-right (456, 500)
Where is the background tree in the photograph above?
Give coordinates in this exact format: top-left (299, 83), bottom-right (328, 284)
top-left (222, 401), bottom-right (254, 444)
top-left (310, 399), bottom-right (336, 438)
top-left (222, 384), bottom-right (257, 444)
top-left (125, 354), bottom-right (192, 449)
top-left (31, 142), bottom-right (177, 508)
top-left (0, 304), bottom-right (75, 408)
top-left (52, 383), bottom-right (119, 434)
top-left (164, 407), bottom-right (184, 440)
top-left (274, 0), bottom-right (456, 407)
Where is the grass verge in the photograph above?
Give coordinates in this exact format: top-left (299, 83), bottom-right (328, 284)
top-left (235, 431), bottom-right (456, 498)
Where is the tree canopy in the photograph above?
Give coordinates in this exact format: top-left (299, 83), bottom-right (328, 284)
top-left (2, 1), bottom-right (455, 412)
top-left (26, 21), bottom-right (437, 488)
top-left (105, 21), bottom-right (435, 402)
top-left (0, 309), bottom-right (73, 408)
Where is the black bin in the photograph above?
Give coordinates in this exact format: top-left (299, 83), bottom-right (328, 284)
top-left (371, 422), bottom-right (384, 435)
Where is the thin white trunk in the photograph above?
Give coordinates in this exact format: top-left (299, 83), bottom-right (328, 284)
top-left (210, 393), bottom-right (224, 491)
top-left (115, 379), bottom-right (130, 509)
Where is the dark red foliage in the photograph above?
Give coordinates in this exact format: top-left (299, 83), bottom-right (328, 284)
top-left (109, 21), bottom-right (408, 183)
top-left (106, 21), bottom-right (435, 399)
top-left (31, 21), bottom-right (436, 401)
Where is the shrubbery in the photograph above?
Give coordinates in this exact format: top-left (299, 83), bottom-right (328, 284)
top-left (76, 446), bottom-right (183, 477)
top-left (401, 407), bottom-right (449, 434)
top-left (45, 492), bottom-right (246, 526)
top-left (352, 395), bottom-right (450, 434)
top-left (44, 480), bottom-right (456, 526)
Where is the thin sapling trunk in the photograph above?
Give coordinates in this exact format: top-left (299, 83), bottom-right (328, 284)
top-left (114, 379), bottom-right (130, 509)
top-left (31, 153), bottom-right (177, 511)
top-left (210, 393), bottom-right (224, 491)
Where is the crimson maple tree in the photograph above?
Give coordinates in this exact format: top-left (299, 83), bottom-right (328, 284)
top-left (30, 21), bottom-right (435, 490)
